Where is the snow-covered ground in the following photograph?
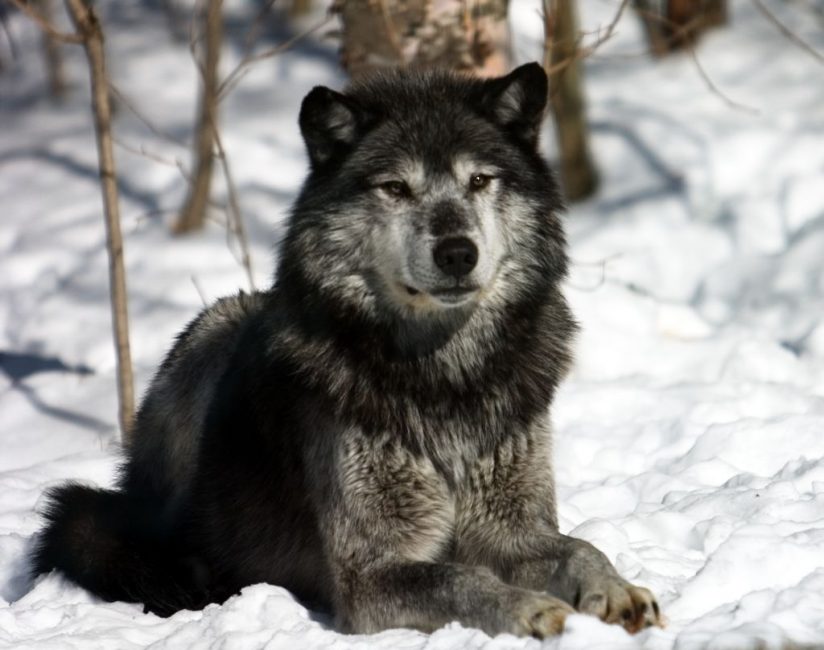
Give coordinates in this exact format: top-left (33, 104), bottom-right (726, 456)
top-left (2, 1), bottom-right (824, 648)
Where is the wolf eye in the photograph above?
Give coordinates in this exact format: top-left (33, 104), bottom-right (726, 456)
top-left (469, 174), bottom-right (492, 191)
top-left (380, 180), bottom-right (410, 198)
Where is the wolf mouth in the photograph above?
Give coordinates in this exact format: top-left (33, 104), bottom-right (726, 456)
top-left (402, 283), bottom-right (478, 299)
top-left (432, 287), bottom-right (477, 299)
top-left (401, 284), bottom-right (479, 305)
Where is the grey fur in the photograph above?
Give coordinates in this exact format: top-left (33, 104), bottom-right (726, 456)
top-left (33, 64), bottom-right (661, 638)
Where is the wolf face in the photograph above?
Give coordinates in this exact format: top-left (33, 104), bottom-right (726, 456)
top-left (285, 64), bottom-right (566, 338)
top-left (366, 153), bottom-right (503, 311)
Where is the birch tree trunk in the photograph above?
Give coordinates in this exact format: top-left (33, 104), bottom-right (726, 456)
top-left (544, 0), bottom-right (598, 201)
top-left (64, 0), bottom-right (135, 442)
top-left (174, 0), bottom-right (222, 234)
top-left (338, 0), bottom-right (510, 78)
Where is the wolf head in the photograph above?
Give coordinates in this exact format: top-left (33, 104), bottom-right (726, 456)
top-left (279, 63), bottom-right (567, 354)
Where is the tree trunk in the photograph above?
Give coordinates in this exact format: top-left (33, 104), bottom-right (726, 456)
top-left (634, 0), bottom-right (728, 56)
top-left (632, 0), bottom-right (670, 56)
top-left (174, 0), bottom-right (222, 234)
top-left (699, 0), bottom-right (728, 30)
top-left (544, 0), bottom-right (598, 201)
top-left (290, 0), bottom-right (312, 17)
top-left (337, 0), bottom-right (510, 78)
top-left (64, 0), bottom-right (135, 442)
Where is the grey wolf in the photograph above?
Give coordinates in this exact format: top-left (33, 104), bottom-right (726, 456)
top-left (31, 63), bottom-right (661, 637)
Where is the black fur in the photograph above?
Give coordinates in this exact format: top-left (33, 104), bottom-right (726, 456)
top-left (31, 64), bottom-right (570, 617)
top-left (30, 65), bottom-right (660, 636)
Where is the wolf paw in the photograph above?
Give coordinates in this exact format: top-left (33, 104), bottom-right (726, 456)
top-left (511, 592), bottom-right (574, 638)
top-left (576, 579), bottom-right (662, 634)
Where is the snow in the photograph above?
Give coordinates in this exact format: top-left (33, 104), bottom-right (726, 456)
top-left (2, 1), bottom-right (824, 648)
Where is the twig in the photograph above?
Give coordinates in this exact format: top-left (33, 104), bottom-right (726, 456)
top-left (188, 0), bottom-right (208, 80)
top-left (217, 14), bottom-right (331, 100)
top-left (108, 83), bottom-right (188, 147)
top-left (686, 42), bottom-right (760, 115)
top-left (752, 0), bottom-right (824, 64)
top-left (113, 136), bottom-right (183, 168)
top-left (8, 0), bottom-right (82, 43)
top-left (242, 0), bottom-right (277, 51)
top-left (633, 5), bottom-right (761, 114)
top-left (543, 0), bottom-right (630, 76)
top-left (212, 126), bottom-right (255, 291)
top-left (112, 137), bottom-right (229, 209)
top-left (787, 0), bottom-right (824, 25)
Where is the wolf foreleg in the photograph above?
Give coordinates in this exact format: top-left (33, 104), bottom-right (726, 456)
top-left (505, 536), bottom-right (661, 633)
top-left (335, 561), bottom-right (573, 637)
top-left (317, 429), bottom-right (572, 638)
top-left (454, 420), bottom-right (662, 633)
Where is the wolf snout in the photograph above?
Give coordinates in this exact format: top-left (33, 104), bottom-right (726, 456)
top-left (433, 237), bottom-right (478, 278)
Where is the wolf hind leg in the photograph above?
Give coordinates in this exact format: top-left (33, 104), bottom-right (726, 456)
top-left (30, 483), bottom-right (211, 616)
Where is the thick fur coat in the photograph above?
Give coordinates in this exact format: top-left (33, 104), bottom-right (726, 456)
top-left (32, 63), bottom-right (661, 637)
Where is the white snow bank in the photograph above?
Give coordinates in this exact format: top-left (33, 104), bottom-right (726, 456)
top-left (2, 1), bottom-right (823, 648)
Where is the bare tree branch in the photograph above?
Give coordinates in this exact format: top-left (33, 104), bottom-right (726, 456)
top-left (242, 0), bottom-right (277, 51)
top-left (218, 14), bottom-right (332, 101)
top-left (37, 0), bottom-right (67, 99)
top-left (632, 4), bottom-right (760, 114)
top-left (113, 136), bottom-right (184, 169)
top-left (212, 126), bottom-right (255, 291)
top-left (753, 0), bottom-right (824, 64)
top-left (544, 0), bottom-right (630, 76)
top-left (108, 83), bottom-right (188, 147)
top-left (686, 41), bottom-right (760, 114)
top-left (8, 0), bottom-right (82, 43)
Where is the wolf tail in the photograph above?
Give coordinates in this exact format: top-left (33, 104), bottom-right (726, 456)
top-left (31, 483), bottom-right (211, 616)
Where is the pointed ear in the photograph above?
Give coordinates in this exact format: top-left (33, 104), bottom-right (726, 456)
top-left (299, 86), bottom-right (363, 168)
top-left (479, 62), bottom-right (548, 145)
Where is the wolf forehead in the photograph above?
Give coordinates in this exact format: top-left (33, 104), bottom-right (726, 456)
top-left (298, 63), bottom-right (550, 174)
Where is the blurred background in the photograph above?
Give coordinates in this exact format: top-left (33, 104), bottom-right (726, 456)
top-left (1, 1), bottom-right (824, 648)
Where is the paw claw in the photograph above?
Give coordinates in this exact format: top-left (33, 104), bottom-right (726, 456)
top-left (576, 580), bottom-right (663, 634)
top-left (513, 593), bottom-right (574, 639)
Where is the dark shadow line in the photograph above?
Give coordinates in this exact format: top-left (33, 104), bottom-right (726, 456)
top-left (0, 147), bottom-right (162, 214)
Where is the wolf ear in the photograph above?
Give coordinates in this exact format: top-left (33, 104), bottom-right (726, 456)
top-left (299, 86), bottom-right (363, 168)
top-left (479, 62), bottom-right (548, 145)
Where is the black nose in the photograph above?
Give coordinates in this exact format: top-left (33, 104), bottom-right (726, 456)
top-left (433, 237), bottom-right (478, 277)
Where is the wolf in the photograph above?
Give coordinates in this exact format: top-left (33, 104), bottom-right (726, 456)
top-left (32, 63), bottom-right (661, 638)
